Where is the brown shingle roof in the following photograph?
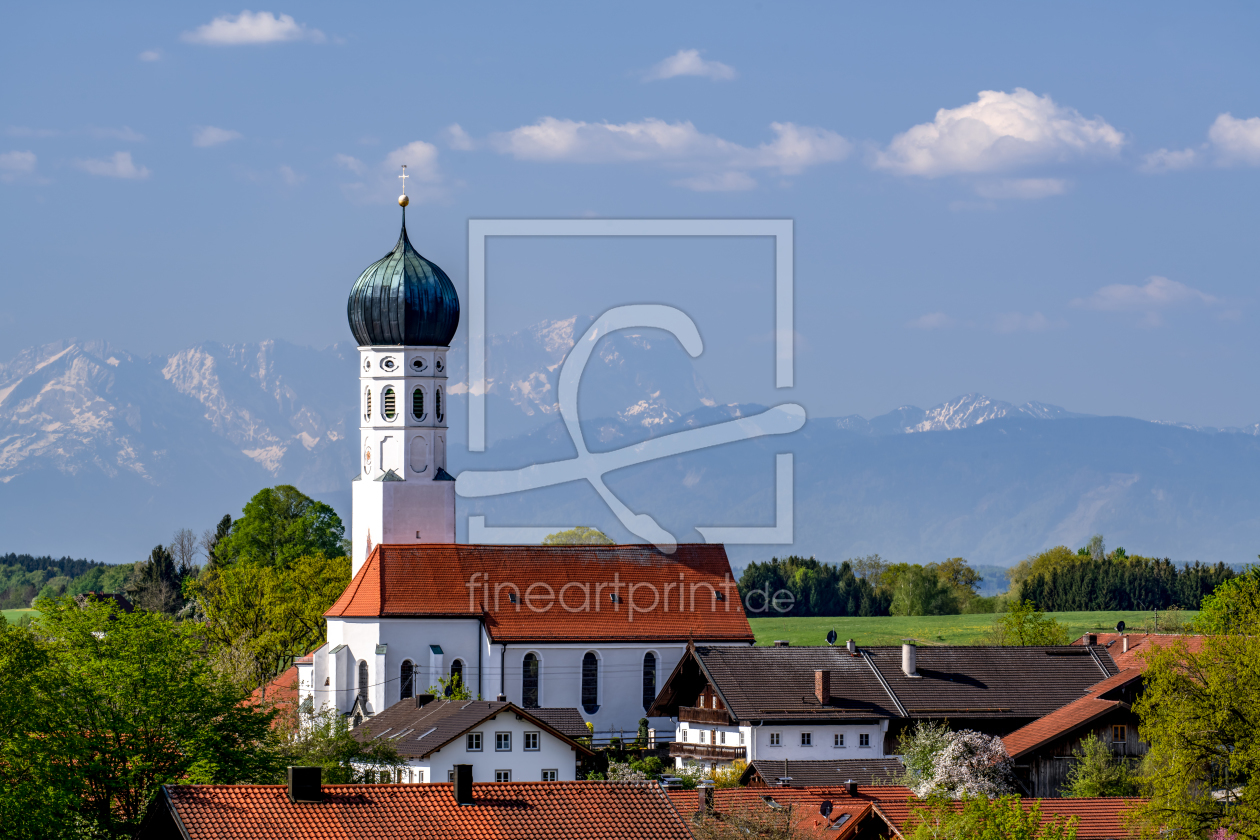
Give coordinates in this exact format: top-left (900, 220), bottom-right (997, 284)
top-left (864, 646), bottom-right (1118, 719)
top-left (352, 698), bottom-right (593, 759)
top-left (1001, 669), bottom-right (1142, 759)
top-left (742, 758), bottom-right (906, 787)
top-left (326, 544), bottom-right (754, 644)
top-left (528, 707), bottom-right (590, 741)
top-left (159, 781), bottom-right (692, 840)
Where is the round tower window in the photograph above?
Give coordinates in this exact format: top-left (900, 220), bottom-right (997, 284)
top-left (363, 358), bottom-right (371, 371)
top-left (381, 357), bottom-right (396, 371)
top-left (382, 387), bottom-right (396, 421)
top-left (411, 357), bottom-right (426, 372)
top-left (436, 357), bottom-right (444, 372)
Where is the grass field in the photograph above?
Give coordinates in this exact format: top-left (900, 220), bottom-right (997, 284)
top-left (748, 610), bottom-right (1197, 647)
top-left (2, 608), bottom-right (35, 624)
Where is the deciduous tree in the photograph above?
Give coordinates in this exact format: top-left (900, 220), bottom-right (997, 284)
top-left (989, 600), bottom-right (1070, 646)
top-left (218, 485), bottom-right (345, 568)
top-left (542, 527), bottom-right (615, 545)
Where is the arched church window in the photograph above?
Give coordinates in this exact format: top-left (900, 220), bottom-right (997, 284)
top-left (412, 387), bottom-right (425, 421)
top-left (400, 660), bottom-right (414, 700)
top-left (642, 652), bottom-right (657, 712)
top-left (522, 653), bottom-right (539, 708)
top-left (358, 661), bottom-right (369, 703)
top-left (382, 387), bottom-right (396, 421)
top-left (364, 387), bottom-right (372, 421)
top-left (581, 652), bottom-right (599, 714)
top-left (435, 387), bottom-right (443, 423)
top-left (448, 659), bottom-right (464, 696)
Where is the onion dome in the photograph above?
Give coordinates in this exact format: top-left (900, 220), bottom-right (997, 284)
top-left (346, 211), bottom-right (460, 347)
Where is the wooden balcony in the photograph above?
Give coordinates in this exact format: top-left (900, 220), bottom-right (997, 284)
top-left (669, 743), bottom-right (747, 762)
top-left (678, 706), bottom-right (733, 726)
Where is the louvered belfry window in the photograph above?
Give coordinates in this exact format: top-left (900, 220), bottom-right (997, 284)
top-left (412, 387), bottom-right (424, 420)
top-left (365, 387), bottom-right (372, 420)
top-left (382, 387), bottom-right (396, 420)
top-left (436, 387), bottom-right (443, 422)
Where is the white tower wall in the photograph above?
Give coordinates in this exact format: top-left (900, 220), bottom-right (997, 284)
top-left (353, 345), bottom-right (454, 576)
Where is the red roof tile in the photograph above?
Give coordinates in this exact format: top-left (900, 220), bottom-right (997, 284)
top-left (667, 786), bottom-right (875, 840)
top-left (1072, 633), bottom-right (1206, 671)
top-left (1001, 668), bottom-right (1142, 759)
top-left (161, 781), bottom-right (693, 840)
top-left (326, 544), bottom-right (754, 643)
top-left (247, 666), bottom-right (299, 712)
top-left (868, 793), bottom-right (1145, 839)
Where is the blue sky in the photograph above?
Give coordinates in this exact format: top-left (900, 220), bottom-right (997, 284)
top-left (3, 2), bottom-right (1260, 427)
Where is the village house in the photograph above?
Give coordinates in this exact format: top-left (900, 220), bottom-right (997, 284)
top-left (348, 695), bottom-right (592, 783)
top-left (648, 640), bottom-right (1121, 772)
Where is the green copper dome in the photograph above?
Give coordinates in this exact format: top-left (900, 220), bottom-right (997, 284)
top-left (346, 213), bottom-right (460, 347)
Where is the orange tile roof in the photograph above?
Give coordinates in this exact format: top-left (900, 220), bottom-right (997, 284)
top-left (868, 793), bottom-right (1145, 839)
top-left (247, 666), bottom-right (300, 713)
top-left (326, 544), bottom-right (754, 643)
top-left (160, 781), bottom-right (693, 840)
top-left (1072, 633), bottom-right (1206, 671)
top-left (1002, 668), bottom-right (1142, 759)
top-left (667, 786), bottom-right (875, 840)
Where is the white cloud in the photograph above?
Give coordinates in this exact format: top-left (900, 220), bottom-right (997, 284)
top-left (907, 312), bottom-right (955, 330)
top-left (644, 49), bottom-right (737, 82)
top-left (74, 151), bottom-right (150, 179)
top-left (1071, 276), bottom-right (1217, 326)
top-left (973, 177), bottom-right (1067, 200)
top-left (994, 311), bottom-right (1055, 333)
top-left (193, 126), bottom-right (243, 147)
top-left (334, 153), bottom-right (365, 175)
top-left (278, 165), bottom-right (304, 185)
top-left (1208, 113), bottom-right (1260, 166)
top-left (181, 11), bottom-right (325, 46)
top-left (384, 141), bottom-right (441, 183)
top-left (0, 150), bottom-right (36, 182)
top-left (672, 171), bottom-right (757, 191)
top-left (1140, 147), bottom-right (1199, 173)
top-left (138, 49), bottom-right (161, 61)
top-left (6, 126), bottom-right (60, 138)
top-left (442, 123), bottom-right (476, 151)
top-left (90, 126), bottom-right (146, 142)
top-left (489, 117), bottom-right (849, 187)
top-left (875, 88), bottom-right (1125, 177)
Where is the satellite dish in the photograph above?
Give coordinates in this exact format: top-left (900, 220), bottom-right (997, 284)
top-left (820, 801), bottom-right (834, 818)
top-left (1115, 620), bottom-right (1126, 633)
top-left (826, 630), bottom-right (838, 646)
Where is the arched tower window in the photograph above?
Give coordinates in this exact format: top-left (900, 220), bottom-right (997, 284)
top-left (412, 387), bottom-right (425, 421)
top-left (357, 660), bottom-right (369, 703)
top-left (581, 652), bottom-right (599, 714)
top-left (522, 653), bottom-right (539, 709)
top-left (364, 387), bottom-right (372, 421)
top-left (400, 660), bottom-right (414, 700)
top-left (435, 387), bottom-right (443, 423)
top-left (382, 387), bottom-right (396, 421)
top-left (448, 659), bottom-right (464, 695)
top-left (642, 652), bottom-right (657, 712)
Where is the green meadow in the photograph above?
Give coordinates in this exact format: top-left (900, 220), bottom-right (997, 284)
top-left (2, 608), bottom-right (36, 624)
top-left (748, 610), bottom-right (1197, 647)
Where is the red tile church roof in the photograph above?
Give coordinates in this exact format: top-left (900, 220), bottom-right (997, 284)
top-left (325, 544), bottom-right (754, 644)
top-left (156, 781), bottom-right (693, 840)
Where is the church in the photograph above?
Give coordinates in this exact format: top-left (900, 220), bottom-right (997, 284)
top-left (297, 184), bottom-right (753, 737)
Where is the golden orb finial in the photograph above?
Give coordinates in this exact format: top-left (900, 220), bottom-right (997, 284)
top-left (398, 164), bottom-right (410, 207)
top-left (398, 194), bottom-right (410, 207)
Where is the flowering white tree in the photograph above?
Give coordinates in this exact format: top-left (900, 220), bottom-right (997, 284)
top-left (899, 722), bottom-right (1014, 798)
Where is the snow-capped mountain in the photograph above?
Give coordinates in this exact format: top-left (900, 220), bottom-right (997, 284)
top-left (832, 393), bottom-right (1089, 435)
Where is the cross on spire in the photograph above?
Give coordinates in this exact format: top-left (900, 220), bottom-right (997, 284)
top-left (398, 164), bottom-right (408, 193)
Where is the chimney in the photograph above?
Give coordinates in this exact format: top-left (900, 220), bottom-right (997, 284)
top-left (773, 640), bottom-right (790, 648)
top-left (846, 779), bottom-right (857, 797)
top-left (495, 694), bottom-right (507, 702)
top-left (454, 764), bottom-right (474, 805)
top-left (1086, 633), bottom-right (1098, 646)
top-left (902, 644), bottom-right (917, 677)
top-left (1121, 635), bottom-right (1129, 653)
top-left (415, 693), bottom-right (436, 708)
top-left (846, 639), bottom-right (856, 655)
top-left (814, 670), bottom-right (831, 704)
top-left (696, 783), bottom-right (714, 818)
top-left (286, 766), bottom-right (323, 804)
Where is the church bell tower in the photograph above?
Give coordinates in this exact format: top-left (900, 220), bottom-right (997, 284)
top-left (347, 173), bottom-right (459, 576)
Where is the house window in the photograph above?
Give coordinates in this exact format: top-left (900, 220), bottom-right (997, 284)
top-left (358, 661), bottom-right (369, 703)
top-left (496, 732), bottom-right (512, 751)
top-left (720, 731), bottom-right (726, 745)
top-left (681, 728), bottom-right (687, 742)
top-left (418, 770), bottom-right (425, 782)
top-left (801, 732), bottom-right (812, 747)
top-left (495, 769), bottom-right (511, 783)
top-left (581, 652), bottom-right (599, 714)
top-left (400, 660), bottom-right (414, 700)
top-left (859, 733), bottom-right (870, 748)
top-left (523, 653), bottom-right (540, 708)
top-left (448, 771), bottom-right (454, 782)
top-left (542, 769), bottom-right (558, 782)
top-left (467, 732), bottom-right (483, 751)
top-left (1112, 725), bottom-right (1127, 743)
top-left (834, 733), bottom-right (845, 747)
top-left (769, 733), bottom-right (781, 746)
top-left (699, 730), bottom-right (707, 744)
top-left (739, 731), bottom-right (745, 745)
top-left (412, 387), bottom-right (425, 420)
top-left (382, 387), bottom-right (396, 420)
top-left (642, 652), bottom-right (657, 712)
top-left (524, 732), bottom-right (540, 751)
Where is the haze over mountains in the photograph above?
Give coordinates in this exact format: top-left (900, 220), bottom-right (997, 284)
top-left (4, 320), bottom-right (1260, 569)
